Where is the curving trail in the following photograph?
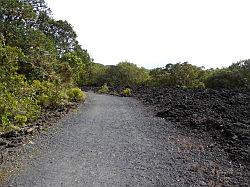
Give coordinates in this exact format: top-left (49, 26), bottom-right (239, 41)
top-left (4, 92), bottom-right (237, 186)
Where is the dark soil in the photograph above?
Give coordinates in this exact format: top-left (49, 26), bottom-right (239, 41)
top-left (133, 86), bottom-right (250, 164)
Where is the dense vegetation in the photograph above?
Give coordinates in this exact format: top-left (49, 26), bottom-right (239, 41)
top-left (84, 62), bottom-right (149, 87)
top-left (149, 60), bottom-right (250, 89)
top-left (86, 60), bottom-right (250, 91)
top-left (0, 0), bottom-right (91, 132)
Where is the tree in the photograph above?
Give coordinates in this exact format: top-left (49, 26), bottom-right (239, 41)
top-left (83, 63), bottom-right (107, 86)
top-left (149, 68), bottom-right (170, 86)
top-left (0, 0), bottom-right (36, 45)
top-left (229, 59), bottom-right (250, 87)
top-left (23, 0), bottom-right (51, 15)
top-left (148, 62), bottom-right (205, 88)
top-left (205, 69), bottom-right (247, 89)
top-left (0, 0), bottom-right (90, 132)
top-left (37, 15), bottom-right (78, 56)
top-left (104, 62), bottom-right (149, 87)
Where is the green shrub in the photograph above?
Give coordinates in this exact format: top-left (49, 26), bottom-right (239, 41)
top-left (14, 115), bottom-right (28, 127)
top-left (1, 116), bottom-right (11, 128)
top-left (121, 88), bottom-right (132, 97)
top-left (38, 93), bottom-right (50, 107)
top-left (0, 92), bottom-right (41, 132)
top-left (98, 83), bottom-right (109, 94)
top-left (205, 70), bottom-right (247, 89)
top-left (229, 59), bottom-right (250, 88)
top-left (193, 82), bottom-right (205, 89)
top-left (33, 80), bottom-right (69, 107)
top-left (66, 88), bottom-right (86, 102)
top-left (103, 62), bottom-right (150, 87)
top-left (49, 90), bottom-right (68, 107)
top-left (58, 91), bottom-right (69, 104)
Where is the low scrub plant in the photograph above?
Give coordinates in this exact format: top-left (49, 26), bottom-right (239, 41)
top-left (0, 92), bottom-right (41, 132)
top-left (121, 88), bottom-right (132, 97)
top-left (38, 93), bottom-right (50, 107)
top-left (66, 88), bottom-right (86, 102)
top-left (98, 83), bottom-right (109, 94)
top-left (33, 80), bottom-right (69, 107)
top-left (14, 114), bottom-right (28, 127)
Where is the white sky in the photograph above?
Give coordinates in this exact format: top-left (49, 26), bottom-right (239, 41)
top-left (45, 0), bottom-right (250, 69)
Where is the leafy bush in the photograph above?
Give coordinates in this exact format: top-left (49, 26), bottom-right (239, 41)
top-left (229, 59), bottom-right (250, 88)
top-left (66, 88), bottom-right (86, 102)
top-left (14, 115), bottom-right (28, 127)
top-left (37, 93), bottom-right (50, 107)
top-left (0, 92), bottom-right (41, 132)
top-left (148, 62), bottom-right (205, 88)
top-left (82, 63), bottom-right (107, 86)
top-left (205, 70), bottom-right (247, 89)
top-left (32, 80), bottom-right (70, 107)
top-left (0, 41), bottom-right (41, 132)
top-left (121, 88), bottom-right (132, 97)
top-left (98, 83), bottom-right (109, 94)
top-left (147, 68), bottom-right (171, 87)
top-left (103, 62), bottom-right (150, 87)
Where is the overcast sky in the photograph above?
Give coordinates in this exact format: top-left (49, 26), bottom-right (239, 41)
top-left (45, 0), bottom-right (250, 69)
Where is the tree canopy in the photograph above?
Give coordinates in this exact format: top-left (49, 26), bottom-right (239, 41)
top-left (0, 0), bottom-right (91, 131)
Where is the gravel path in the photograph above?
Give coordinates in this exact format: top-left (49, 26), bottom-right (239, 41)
top-left (3, 92), bottom-right (246, 186)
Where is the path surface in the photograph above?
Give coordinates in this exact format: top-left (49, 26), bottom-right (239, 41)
top-left (4, 93), bottom-right (233, 186)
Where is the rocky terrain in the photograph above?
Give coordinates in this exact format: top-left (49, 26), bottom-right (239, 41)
top-left (133, 87), bottom-right (250, 165)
